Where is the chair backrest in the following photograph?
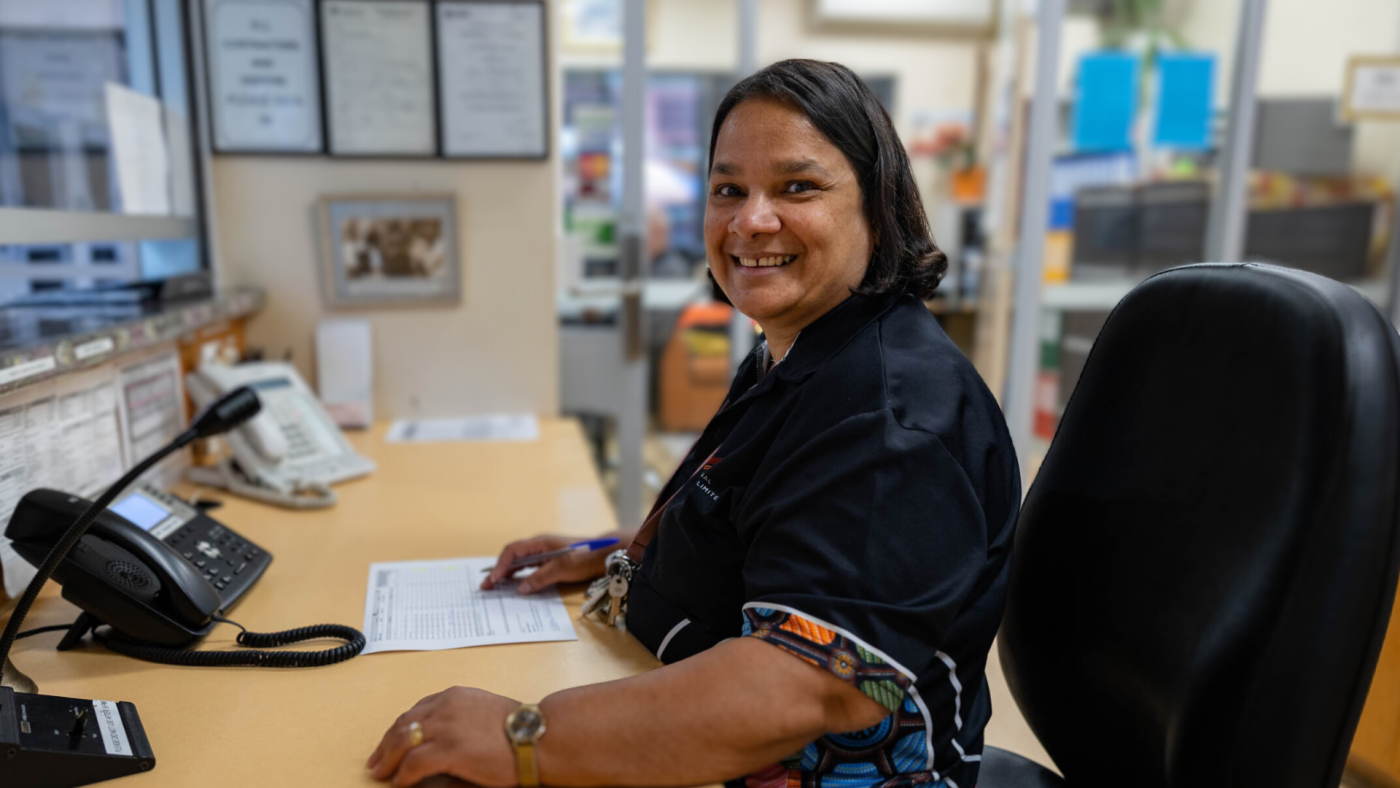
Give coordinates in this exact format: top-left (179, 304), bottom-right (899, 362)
top-left (999, 263), bottom-right (1400, 788)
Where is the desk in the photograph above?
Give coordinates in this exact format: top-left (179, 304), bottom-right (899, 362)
top-left (7, 420), bottom-right (662, 787)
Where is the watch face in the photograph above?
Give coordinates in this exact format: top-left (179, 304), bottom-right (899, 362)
top-left (510, 708), bottom-right (544, 741)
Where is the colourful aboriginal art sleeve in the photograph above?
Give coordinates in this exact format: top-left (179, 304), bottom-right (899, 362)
top-left (740, 606), bottom-right (944, 788)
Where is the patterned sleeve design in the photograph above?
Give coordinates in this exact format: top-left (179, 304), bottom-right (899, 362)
top-left (741, 605), bottom-right (941, 788)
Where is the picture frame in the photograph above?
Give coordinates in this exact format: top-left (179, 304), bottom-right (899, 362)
top-left (319, 0), bottom-right (440, 157)
top-left (435, 0), bottom-right (550, 160)
top-left (202, 0), bottom-right (325, 154)
top-left (1341, 55), bottom-right (1400, 122)
top-left (318, 194), bottom-right (462, 308)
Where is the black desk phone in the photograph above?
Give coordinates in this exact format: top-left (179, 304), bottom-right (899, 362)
top-left (6, 483), bottom-right (273, 648)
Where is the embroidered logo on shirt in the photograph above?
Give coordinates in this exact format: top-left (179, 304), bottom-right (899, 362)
top-left (694, 471), bottom-right (720, 502)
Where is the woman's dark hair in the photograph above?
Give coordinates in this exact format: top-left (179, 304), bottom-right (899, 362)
top-left (707, 59), bottom-right (947, 301)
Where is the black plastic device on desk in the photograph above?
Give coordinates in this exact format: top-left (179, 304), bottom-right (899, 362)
top-left (5, 483), bottom-right (273, 648)
top-left (1, 687), bottom-right (156, 787)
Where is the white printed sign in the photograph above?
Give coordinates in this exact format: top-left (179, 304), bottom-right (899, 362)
top-left (205, 0), bottom-right (323, 151)
top-left (0, 356), bottom-right (56, 386)
top-left (74, 336), bottom-right (116, 361)
top-left (1344, 56), bottom-right (1400, 121)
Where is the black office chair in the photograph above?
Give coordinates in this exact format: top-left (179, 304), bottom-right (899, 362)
top-left (983, 263), bottom-right (1400, 788)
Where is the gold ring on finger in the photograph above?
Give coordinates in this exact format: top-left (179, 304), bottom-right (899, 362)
top-left (408, 720), bottom-right (424, 748)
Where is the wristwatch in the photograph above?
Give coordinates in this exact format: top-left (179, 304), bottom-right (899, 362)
top-left (504, 703), bottom-right (547, 787)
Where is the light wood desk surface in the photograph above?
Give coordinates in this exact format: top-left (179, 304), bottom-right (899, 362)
top-left (9, 420), bottom-right (663, 787)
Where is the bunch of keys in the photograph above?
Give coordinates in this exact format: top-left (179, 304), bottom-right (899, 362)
top-left (581, 549), bottom-right (636, 629)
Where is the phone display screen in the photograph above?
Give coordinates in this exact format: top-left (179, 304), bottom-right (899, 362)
top-left (110, 491), bottom-right (171, 532)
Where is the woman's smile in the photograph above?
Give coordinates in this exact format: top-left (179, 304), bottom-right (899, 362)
top-left (730, 253), bottom-right (801, 277)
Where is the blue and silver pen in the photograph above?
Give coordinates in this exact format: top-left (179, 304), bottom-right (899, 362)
top-left (488, 538), bottom-right (621, 571)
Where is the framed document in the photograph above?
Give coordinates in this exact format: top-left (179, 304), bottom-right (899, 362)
top-left (321, 0), bottom-right (437, 156)
top-left (1342, 55), bottom-right (1400, 122)
top-left (203, 0), bottom-right (323, 153)
top-left (436, 0), bottom-right (549, 159)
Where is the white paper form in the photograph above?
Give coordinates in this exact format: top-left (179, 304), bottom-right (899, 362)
top-left (362, 557), bottom-right (577, 654)
top-left (386, 414), bottom-right (539, 443)
top-left (0, 364), bottom-right (127, 597)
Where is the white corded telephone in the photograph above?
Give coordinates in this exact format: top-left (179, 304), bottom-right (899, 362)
top-left (185, 362), bottom-right (376, 507)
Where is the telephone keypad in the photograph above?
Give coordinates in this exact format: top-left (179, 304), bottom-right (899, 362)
top-left (150, 493), bottom-right (271, 609)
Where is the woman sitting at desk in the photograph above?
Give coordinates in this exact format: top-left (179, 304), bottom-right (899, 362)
top-left (368, 60), bottom-right (1019, 788)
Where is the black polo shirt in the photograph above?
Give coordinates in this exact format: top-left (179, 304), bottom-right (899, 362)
top-left (628, 291), bottom-right (1020, 788)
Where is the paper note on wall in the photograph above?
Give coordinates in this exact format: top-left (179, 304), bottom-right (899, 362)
top-left (1073, 52), bottom-right (1139, 153)
top-left (1154, 53), bottom-right (1215, 150)
top-left (105, 82), bottom-right (171, 216)
top-left (0, 364), bottom-right (129, 598)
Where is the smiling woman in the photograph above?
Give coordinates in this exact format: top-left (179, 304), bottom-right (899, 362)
top-left (704, 60), bottom-right (947, 363)
top-left (370, 60), bottom-right (1018, 788)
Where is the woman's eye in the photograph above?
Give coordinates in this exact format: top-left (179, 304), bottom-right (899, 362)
top-left (712, 184), bottom-right (741, 198)
top-left (784, 181), bottom-right (817, 194)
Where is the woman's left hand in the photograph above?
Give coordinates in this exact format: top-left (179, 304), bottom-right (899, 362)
top-left (366, 686), bottom-right (521, 787)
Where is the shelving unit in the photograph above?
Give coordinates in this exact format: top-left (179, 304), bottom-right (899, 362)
top-left (0, 288), bottom-right (263, 397)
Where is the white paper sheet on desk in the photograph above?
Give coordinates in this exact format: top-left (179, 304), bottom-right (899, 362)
top-left (385, 415), bottom-right (539, 443)
top-left (362, 557), bottom-right (576, 654)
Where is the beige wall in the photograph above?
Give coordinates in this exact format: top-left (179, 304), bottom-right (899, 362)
top-left (756, 0), bottom-right (982, 141)
top-left (645, 0), bottom-right (984, 138)
top-left (211, 156), bottom-right (560, 421)
top-left (210, 6), bottom-right (562, 422)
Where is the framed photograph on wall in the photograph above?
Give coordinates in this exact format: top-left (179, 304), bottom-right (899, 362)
top-left (203, 0), bottom-right (324, 153)
top-left (435, 0), bottom-right (549, 159)
top-left (320, 0), bottom-right (438, 156)
top-left (318, 194), bottom-right (461, 307)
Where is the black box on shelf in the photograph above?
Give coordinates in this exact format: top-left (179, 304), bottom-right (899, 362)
top-left (1070, 180), bottom-right (1376, 282)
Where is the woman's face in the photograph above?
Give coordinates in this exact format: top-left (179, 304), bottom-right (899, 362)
top-left (705, 98), bottom-right (873, 334)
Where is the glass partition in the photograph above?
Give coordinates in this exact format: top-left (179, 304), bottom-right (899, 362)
top-left (0, 0), bottom-right (205, 304)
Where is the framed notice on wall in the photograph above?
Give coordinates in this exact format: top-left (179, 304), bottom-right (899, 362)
top-left (1342, 55), bottom-right (1400, 122)
top-left (321, 0), bottom-right (437, 156)
top-left (203, 0), bottom-right (323, 153)
top-left (435, 0), bottom-right (549, 159)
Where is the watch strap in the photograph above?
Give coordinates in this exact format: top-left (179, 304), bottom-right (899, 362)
top-left (516, 742), bottom-right (540, 787)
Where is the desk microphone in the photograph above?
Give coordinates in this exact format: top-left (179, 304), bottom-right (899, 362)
top-left (0, 387), bottom-right (265, 788)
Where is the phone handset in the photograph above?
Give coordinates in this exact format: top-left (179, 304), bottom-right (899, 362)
top-left (6, 490), bottom-right (222, 645)
top-left (241, 408), bottom-right (289, 464)
top-left (185, 365), bottom-right (287, 466)
top-left (184, 361), bottom-right (375, 505)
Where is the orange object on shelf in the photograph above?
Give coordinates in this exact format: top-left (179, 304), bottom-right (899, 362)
top-left (952, 166), bottom-right (986, 204)
top-left (660, 303), bottom-right (734, 432)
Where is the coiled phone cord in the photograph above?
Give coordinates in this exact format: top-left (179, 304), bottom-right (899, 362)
top-left (93, 616), bottom-right (365, 668)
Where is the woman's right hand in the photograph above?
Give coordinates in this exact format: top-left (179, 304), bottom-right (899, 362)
top-left (480, 534), bottom-right (614, 594)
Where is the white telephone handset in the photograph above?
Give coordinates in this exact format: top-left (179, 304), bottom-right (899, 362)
top-left (185, 362), bottom-right (376, 496)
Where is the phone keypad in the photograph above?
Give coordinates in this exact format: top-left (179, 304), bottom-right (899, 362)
top-left (269, 397), bottom-right (324, 461)
top-left (164, 517), bottom-right (271, 603)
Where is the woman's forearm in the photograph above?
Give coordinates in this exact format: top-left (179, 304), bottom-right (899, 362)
top-left (536, 637), bottom-right (888, 787)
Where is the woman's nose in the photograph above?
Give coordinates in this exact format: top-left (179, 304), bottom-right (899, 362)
top-left (730, 195), bottom-right (781, 237)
